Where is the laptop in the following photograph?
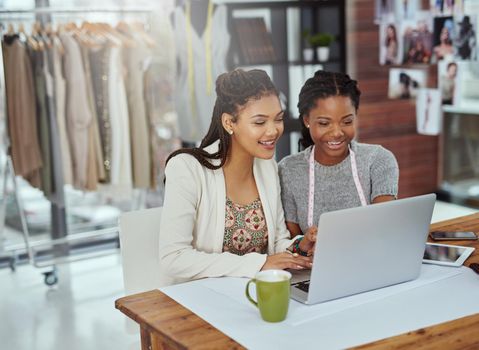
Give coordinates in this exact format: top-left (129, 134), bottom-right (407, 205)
top-left (290, 193), bottom-right (436, 304)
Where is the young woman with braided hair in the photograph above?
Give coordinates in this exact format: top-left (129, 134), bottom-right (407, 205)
top-left (278, 70), bottom-right (399, 247)
top-left (159, 69), bottom-right (314, 286)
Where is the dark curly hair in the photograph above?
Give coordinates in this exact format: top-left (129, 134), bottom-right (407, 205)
top-left (298, 70), bottom-right (361, 149)
top-left (165, 69), bottom-right (278, 170)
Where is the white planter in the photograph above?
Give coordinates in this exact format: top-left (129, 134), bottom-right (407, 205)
top-left (303, 48), bottom-right (314, 62)
top-left (317, 47), bottom-right (330, 62)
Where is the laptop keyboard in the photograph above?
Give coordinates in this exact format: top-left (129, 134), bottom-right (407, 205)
top-left (293, 280), bottom-right (310, 293)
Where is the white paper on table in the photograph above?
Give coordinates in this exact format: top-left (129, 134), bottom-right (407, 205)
top-left (160, 265), bottom-right (479, 350)
top-left (197, 264), bottom-right (462, 326)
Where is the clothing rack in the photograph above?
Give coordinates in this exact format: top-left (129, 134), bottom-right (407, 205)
top-left (0, 7), bottom-right (153, 14)
top-left (0, 6), bottom-right (154, 285)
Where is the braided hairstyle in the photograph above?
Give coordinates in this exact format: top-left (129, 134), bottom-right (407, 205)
top-left (298, 70), bottom-right (361, 149)
top-left (165, 69), bottom-right (278, 170)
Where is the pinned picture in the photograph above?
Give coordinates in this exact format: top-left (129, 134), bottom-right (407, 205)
top-left (453, 61), bottom-right (479, 109)
top-left (401, 13), bottom-right (434, 64)
top-left (416, 89), bottom-right (442, 135)
top-left (432, 16), bottom-right (454, 62)
top-left (430, 0), bottom-right (464, 16)
top-left (438, 59), bottom-right (458, 105)
top-left (394, 0), bottom-right (419, 20)
top-left (454, 15), bottom-right (477, 60)
top-left (375, 0), bottom-right (394, 24)
top-left (380, 16), bottom-right (401, 65)
top-left (388, 68), bottom-right (427, 99)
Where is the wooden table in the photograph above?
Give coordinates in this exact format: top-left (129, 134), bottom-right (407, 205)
top-left (116, 213), bottom-right (479, 350)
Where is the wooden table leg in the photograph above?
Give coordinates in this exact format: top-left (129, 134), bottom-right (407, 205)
top-left (140, 325), bottom-right (152, 350)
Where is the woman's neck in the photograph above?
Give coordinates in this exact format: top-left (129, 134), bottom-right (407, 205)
top-left (223, 151), bottom-right (254, 181)
top-left (223, 150), bottom-right (257, 205)
top-left (314, 146), bottom-right (350, 166)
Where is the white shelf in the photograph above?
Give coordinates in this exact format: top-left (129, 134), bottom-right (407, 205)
top-left (442, 105), bottom-right (479, 115)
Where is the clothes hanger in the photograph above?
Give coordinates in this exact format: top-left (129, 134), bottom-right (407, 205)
top-left (100, 22), bottom-right (136, 48)
top-left (68, 21), bottom-right (101, 49)
top-left (117, 21), bottom-right (156, 48)
top-left (103, 23), bottom-right (137, 48)
top-left (129, 21), bottom-right (156, 48)
top-left (7, 23), bottom-right (15, 35)
top-left (86, 22), bottom-right (122, 48)
top-left (36, 21), bottom-right (52, 49)
top-left (32, 21), bottom-right (46, 51)
top-left (52, 24), bottom-right (65, 55)
top-left (18, 23), bottom-right (38, 51)
top-left (78, 22), bottom-right (109, 47)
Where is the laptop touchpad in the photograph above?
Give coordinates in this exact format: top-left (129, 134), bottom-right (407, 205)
top-left (289, 269), bottom-right (311, 284)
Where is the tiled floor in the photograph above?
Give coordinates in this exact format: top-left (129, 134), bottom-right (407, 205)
top-left (0, 201), bottom-right (477, 350)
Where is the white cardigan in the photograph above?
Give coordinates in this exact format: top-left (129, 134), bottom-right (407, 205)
top-left (158, 141), bottom-right (294, 286)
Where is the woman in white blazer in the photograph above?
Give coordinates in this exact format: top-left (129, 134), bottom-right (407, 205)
top-left (159, 69), bottom-right (315, 286)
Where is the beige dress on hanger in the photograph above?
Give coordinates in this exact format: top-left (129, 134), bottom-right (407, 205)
top-left (2, 35), bottom-right (43, 188)
top-left (121, 30), bottom-right (151, 189)
top-left (108, 46), bottom-right (133, 191)
top-left (59, 32), bottom-right (93, 190)
top-left (77, 41), bottom-right (106, 190)
top-left (52, 36), bottom-right (74, 186)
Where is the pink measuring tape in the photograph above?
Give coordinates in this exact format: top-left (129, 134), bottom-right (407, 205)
top-left (307, 145), bottom-right (367, 228)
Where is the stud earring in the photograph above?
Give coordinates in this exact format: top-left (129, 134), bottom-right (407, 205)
top-left (306, 124), bottom-right (310, 128)
top-left (228, 129), bottom-right (233, 135)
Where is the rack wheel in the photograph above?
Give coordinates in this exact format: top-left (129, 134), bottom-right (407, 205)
top-left (43, 270), bottom-right (58, 286)
top-left (8, 256), bottom-right (17, 272)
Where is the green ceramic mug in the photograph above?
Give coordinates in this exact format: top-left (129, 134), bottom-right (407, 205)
top-left (245, 270), bottom-right (292, 322)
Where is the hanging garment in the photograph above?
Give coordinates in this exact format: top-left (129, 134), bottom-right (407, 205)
top-left (121, 31), bottom-right (152, 188)
top-left (108, 46), bottom-right (133, 189)
top-left (1, 35), bottom-right (42, 188)
top-left (144, 62), bottom-right (180, 190)
top-left (41, 34), bottom-right (65, 206)
top-left (52, 35), bottom-right (73, 186)
top-left (77, 41), bottom-right (106, 190)
top-left (28, 40), bottom-right (52, 197)
top-left (59, 32), bottom-right (93, 190)
top-left (416, 89), bottom-right (443, 135)
top-left (89, 45), bottom-right (112, 183)
top-left (174, 2), bottom-right (230, 143)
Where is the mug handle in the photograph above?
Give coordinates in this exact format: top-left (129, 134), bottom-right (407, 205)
top-left (245, 279), bottom-right (258, 307)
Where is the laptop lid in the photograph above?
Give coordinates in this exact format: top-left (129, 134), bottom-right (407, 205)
top-left (306, 193), bottom-right (436, 304)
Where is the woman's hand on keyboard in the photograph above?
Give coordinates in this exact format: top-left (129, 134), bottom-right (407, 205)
top-left (261, 252), bottom-right (313, 271)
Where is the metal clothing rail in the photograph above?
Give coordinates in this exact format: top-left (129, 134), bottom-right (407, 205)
top-left (0, 7), bottom-right (153, 14)
top-left (0, 6), bottom-right (154, 285)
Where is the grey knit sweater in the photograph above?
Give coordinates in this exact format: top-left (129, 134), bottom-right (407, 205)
top-left (278, 141), bottom-right (399, 233)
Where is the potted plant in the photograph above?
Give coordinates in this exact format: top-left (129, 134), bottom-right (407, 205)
top-left (311, 32), bottom-right (335, 62)
top-left (302, 29), bottom-right (314, 62)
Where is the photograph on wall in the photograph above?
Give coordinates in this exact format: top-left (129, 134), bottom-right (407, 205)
top-left (375, 0), bottom-right (394, 24)
top-left (394, 0), bottom-right (420, 20)
top-left (453, 15), bottom-right (477, 60)
top-left (388, 68), bottom-right (427, 99)
top-left (401, 13), bottom-right (434, 64)
top-left (454, 61), bottom-right (479, 109)
top-left (438, 59), bottom-right (458, 105)
top-left (379, 15), bottom-right (401, 65)
top-left (464, 0), bottom-right (479, 14)
top-left (430, 0), bottom-right (464, 16)
top-left (416, 89), bottom-right (442, 135)
top-left (432, 16), bottom-right (455, 62)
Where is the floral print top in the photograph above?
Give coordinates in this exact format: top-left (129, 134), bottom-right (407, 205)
top-left (223, 197), bottom-right (268, 255)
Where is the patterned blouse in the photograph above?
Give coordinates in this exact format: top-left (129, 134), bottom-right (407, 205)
top-left (223, 197), bottom-right (268, 255)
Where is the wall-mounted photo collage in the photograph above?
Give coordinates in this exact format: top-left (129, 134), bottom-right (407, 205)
top-left (377, 0), bottom-right (478, 119)
top-left (377, 0), bottom-right (478, 136)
